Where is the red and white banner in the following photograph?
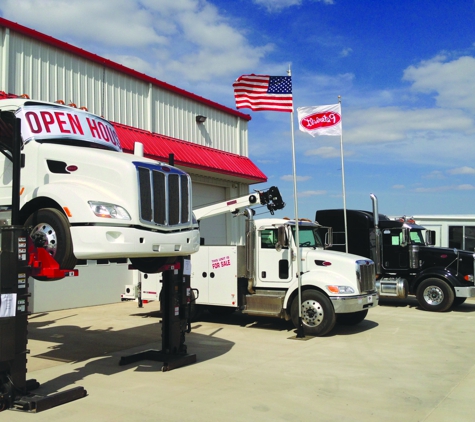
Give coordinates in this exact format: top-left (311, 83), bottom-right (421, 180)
top-left (16, 105), bottom-right (122, 151)
top-left (297, 103), bottom-right (342, 137)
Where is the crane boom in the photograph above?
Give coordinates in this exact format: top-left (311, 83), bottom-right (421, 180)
top-left (193, 186), bottom-right (285, 221)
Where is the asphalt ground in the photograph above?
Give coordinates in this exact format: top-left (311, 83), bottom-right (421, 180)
top-left (5, 296), bottom-right (475, 421)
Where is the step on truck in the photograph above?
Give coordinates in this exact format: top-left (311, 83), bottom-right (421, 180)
top-left (315, 194), bottom-right (475, 312)
top-left (191, 187), bottom-right (378, 336)
top-left (0, 94), bottom-right (200, 278)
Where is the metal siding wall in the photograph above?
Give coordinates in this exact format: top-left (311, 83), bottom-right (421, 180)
top-left (2, 27), bottom-right (248, 156)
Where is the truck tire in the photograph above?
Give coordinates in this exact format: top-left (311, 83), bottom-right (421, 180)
top-left (291, 290), bottom-right (336, 336)
top-left (25, 208), bottom-right (77, 279)
top-left (336, 309), bottom-right (368, 325)
top-left (130, 256), bottom-right (176, 273)
top-left (416, 278), bottom-right (454, 312)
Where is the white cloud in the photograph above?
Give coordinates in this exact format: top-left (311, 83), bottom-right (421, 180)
top-left (422, 171), bottom-right (445, 180)
top-left (346, 106), bottom-right (474, 145)
top-left (298, 190), bottom-right (327, 197)
top-left (0, 0), bottom-right (166, 48)
top-left (447, 166), bottom-right (475, 175)
top-left (340, 47), bottom-right (353, 57)
top-left (403, 55), bottom-right (475, 112)
top-left (280, 175), bottom-right (312, 181)
top-left (392, 185), bottom-right (405, 189)
top-left (305, 147), bottom-right (341, 158)
top-left (413, 184), bottom-right (475, 193)
top-left (253, 0), bottom-right (334, 13)
top-left (0, 0), bottom-right (274, 83)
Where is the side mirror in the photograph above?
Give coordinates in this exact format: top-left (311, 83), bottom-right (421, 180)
top-left (426, 230), bottom-right (436, 246)
top-left (276, 225), bottom-right (287, 251)
top-left (324, 227), bottom-right (333, 248)
top-left (401, 228), bottom-right (409, 247)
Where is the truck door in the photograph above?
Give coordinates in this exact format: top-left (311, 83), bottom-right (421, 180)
top-left (257, 227), bottom-right (292, 283)
top-left (381, 229), bottom-right (409, 270)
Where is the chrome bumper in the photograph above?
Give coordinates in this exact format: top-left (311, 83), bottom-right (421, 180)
top-left (330, 292), bottom-right (379, 314)
top-left (454, 286), bottom-right (475, 298)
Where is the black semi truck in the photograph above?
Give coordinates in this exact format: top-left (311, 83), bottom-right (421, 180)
top-left (315, 194), bottom-right (475, 312)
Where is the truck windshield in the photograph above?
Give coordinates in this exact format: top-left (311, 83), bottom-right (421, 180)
top-left (409, 229), bottom-right (425, 245)
top-left (291, 225), bottom-right (324, 248)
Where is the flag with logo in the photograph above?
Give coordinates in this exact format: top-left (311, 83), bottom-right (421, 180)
top-left (297, 104), bottom-right (342, 136)
top-left (233, 74), bottom-right (293, 112)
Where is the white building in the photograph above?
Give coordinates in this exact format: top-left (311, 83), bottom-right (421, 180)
top-left (0, 17), bottom-right (268, 312)
top-left (411, 215), bottom-right (475, 251)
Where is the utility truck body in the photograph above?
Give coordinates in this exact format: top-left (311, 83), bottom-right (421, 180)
top-left (316, 194), bottom-right (475, 312)
top-left (191, 187), bottom-right (378, 336)
top-left (0, 96), bottom-right (200, 277)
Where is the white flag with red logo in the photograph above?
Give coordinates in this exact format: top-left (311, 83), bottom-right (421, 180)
top-left (297, 104), bottom-right (342, 137)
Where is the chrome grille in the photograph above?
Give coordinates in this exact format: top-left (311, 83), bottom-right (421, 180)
top-left (356, 260), bottom-right (376, 293)
top-left (137, 165), bottom-right (191, 227)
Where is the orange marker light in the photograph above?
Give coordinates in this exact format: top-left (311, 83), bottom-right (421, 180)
top-left (63, 207), bottom-right (72, 217)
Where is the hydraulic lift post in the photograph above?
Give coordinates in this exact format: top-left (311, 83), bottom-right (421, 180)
top-left (119, 258), bottom-right (197, 371)
top-left (0, 114), bottom-right (85, 412)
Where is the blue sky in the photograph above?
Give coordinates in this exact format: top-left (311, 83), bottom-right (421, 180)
top-left (1, 0), bottom-right (475, 219)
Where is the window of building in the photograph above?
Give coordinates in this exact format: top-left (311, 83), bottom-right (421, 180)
top-left (449, 226), bottom-right (475, 251)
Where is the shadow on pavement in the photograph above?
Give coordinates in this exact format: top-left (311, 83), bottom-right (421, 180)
top-left (26, 309), bottom-right (235, 396)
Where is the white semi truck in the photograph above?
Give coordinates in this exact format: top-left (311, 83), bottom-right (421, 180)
top-left (0, 95), bottom-right (200, 277)
top-left (125, 187), bottom-right (379, 336)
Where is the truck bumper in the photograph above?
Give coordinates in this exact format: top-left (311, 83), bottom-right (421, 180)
top-left (330, 292), bottom-right (379, 314)
top-left (70, 225), bottom-right (200, 259)
top-left (454, 286), bottom-right (475, 298)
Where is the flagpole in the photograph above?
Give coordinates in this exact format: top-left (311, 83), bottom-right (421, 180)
top-left (288, 67), bottom-right (304, 338)
top-left (338, 96), bottom-right (349, 253)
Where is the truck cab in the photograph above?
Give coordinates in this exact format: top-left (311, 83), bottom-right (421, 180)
top-left (316, 195), bottom-right (475, 312)
top-left (0, 96), bottom-right (200, 278)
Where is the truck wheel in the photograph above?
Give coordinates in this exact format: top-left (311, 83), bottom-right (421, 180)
top-left (416, 278), bottom-right (454, 312)
top-left (130, 257), bottom-right (176, 273)
top-left (291, 290), bottom-right (336, 336)
top-left (25, 208), bottom-right (77, 277)
top-left (336, 309), bottom-right (368, 325)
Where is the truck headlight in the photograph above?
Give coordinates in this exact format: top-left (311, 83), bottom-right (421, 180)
top-left (88, 201), bottom-right (131, 220)
top-left (327, 285), bottom-right (355, 294)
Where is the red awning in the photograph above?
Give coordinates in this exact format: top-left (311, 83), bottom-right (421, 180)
top-left (113, 123), bottom-right (267, 183)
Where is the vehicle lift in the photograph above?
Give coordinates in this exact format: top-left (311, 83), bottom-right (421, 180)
top-left (0, 113), bottom-right (196, 412)
top-left (119, 257), bottom-right (196, 372)
top-left (119, 152), bottom-right (196, 371)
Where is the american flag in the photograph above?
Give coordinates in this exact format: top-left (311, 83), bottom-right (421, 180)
top-left (233, 74), bottom-right (293, 112)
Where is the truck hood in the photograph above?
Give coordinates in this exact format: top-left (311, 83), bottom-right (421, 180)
top-left (417, 245), bottom-right (475, 274)
top-left (302, 248), bottom-right (373, 270)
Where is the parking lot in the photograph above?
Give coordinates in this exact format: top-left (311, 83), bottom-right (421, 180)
top-left (6, 297), bottom-right (475, 421)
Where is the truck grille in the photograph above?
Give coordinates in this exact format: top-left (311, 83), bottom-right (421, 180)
top-left (137, 165), bottom-right (191, 227)
top-left (356, 260), bottom-right (376, 293)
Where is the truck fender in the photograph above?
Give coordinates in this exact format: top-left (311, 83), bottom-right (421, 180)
top-left (412, 268), bottom-right (458, 294)
top-left (282, 270), bottom-right (340, 309)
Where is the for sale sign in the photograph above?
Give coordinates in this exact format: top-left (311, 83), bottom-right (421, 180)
top-left (16, 105), bottom-right (122, 152)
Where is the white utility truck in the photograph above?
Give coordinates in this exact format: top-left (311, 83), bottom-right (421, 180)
top-left (0, 95), bottom-right (200, 277)
top-left (124, 188), bottom-right (379, 336)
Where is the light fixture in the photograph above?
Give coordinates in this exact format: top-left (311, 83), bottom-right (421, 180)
top-left (196, 115), bottom-right (207, 123)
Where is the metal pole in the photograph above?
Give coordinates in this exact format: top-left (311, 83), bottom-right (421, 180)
top-left (288, 68), bottom-right (304, 338)
top-left (338, 96), bottom-right (348, 253)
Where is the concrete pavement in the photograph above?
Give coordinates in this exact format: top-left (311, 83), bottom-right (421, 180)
top-left (5, 297), bottom-right (475, 421)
